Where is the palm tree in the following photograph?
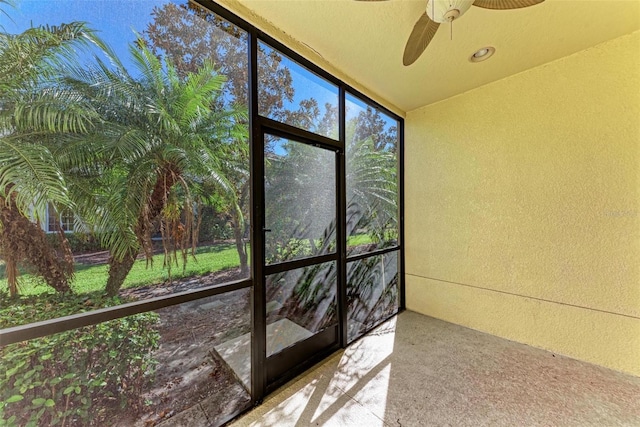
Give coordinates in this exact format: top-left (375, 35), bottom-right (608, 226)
top-left (55, 40), bottom-right (247, 296)
top-left (345, 118), bottom-right (398, 252)
top-left (0, 1), bottom-right (105, 295)
top-left (215, 140), bottom-right (250, 276)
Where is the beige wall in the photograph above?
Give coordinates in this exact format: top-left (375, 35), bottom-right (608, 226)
top-left (405, 31), bottom-right (640, 376)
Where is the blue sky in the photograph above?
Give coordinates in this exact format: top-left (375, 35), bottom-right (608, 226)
top-left (1, 0), bottom-right (165, 70)
top-left (2, 1), bottom-right (336, 112)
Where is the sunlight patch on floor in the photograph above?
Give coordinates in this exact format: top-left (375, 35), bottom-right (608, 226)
top-left (331, 316), bottom-right (397, 393)
top-left (232, 318), bottom-right (397, 427)
top-left (340, 363), bottom-right (391, 421)
top-left (254, 380), bottom-right (318, 426)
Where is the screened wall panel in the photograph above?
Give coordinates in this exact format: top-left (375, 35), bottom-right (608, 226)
top-left (265, 261), bottom-right (338, 357)
top-left (346, 251), bottom-right (399, 343)
top-left (0, 0), bottom-right (250, 324)
top-left (345, 93), bottom-right (400, 256)
top-left (0, 289), bottom-right (251, 426)
top-left (257, 41), bottom-right (339, 140)
top-left (264, 136), bottom-right (336, 264)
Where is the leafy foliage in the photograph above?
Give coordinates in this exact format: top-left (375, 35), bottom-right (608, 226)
top-left (197, 206), bottom-right (234, 242)
top-left (0, 293), bottom-right (160, 426)
top-left (49, 38), bottom-right (248, 294)
top-left (143, 1), bottom-right (292, 116)
top-left (0, 18), bottom-right (105, 215)
top-left (0, 5), bottom-right (107, 295)
top-left (44, 232), bottom-right (105, 255)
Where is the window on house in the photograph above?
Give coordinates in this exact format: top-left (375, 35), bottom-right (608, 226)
top-left (47, 204), bottom-right (75, 233)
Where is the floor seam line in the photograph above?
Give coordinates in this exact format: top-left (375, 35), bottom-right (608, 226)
top-left (341, 390), bottom-right (392, 427)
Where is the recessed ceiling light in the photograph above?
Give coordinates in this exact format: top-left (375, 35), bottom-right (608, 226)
top-left (469, 46), bottom-right (495, 63)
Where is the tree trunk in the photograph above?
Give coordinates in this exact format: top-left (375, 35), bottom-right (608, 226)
top-left (104, 166), bottom-right (179, 296)
top-left (228, 201), bottom-right (248, 276)
top-left (5, 254), bottom-right (18, 297)
top-left (232, 220), bottom-right (248, 277)
top-left (0, 195), bottom-right (73, 294)
top-left (105, 251), bottom-right (137, 297)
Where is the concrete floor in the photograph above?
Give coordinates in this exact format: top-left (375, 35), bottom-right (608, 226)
top-left (230, 311), bottom-right (640, 427)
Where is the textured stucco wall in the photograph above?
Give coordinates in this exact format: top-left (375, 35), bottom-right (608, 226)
top-left (405, 31), bottom-right (640, 376)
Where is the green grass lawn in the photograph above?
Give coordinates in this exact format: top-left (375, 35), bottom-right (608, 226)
top-left (1, 235), bottom-right (379, 297)
top-left (0, 243), bottom-right (243, 296)
top-left (347, 233), bottom-right (375, 247)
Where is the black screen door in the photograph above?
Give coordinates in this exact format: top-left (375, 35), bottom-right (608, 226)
top-left (261, 130), bottom-right (340, 386)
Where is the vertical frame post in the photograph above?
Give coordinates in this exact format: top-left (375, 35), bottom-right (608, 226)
top-left (399, 118), bottom-right (406, 311)
top-left (249, 33), bottom-right (266, 402)
top-left (338, 87), bottom-right (348, 347)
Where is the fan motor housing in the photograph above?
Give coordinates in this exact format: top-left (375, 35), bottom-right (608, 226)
top-left (427, 0), bottom-right (474, 23)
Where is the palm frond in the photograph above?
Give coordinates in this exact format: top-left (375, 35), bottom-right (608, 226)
top-left (0, 22), bottom-right (107, 94)
top-left (0, 136), bottom-right (68, 213)
top-left (12, 88), bottom-right (99, 134)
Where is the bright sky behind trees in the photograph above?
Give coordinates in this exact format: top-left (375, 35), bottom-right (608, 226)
top-left (2, 0), bottom-right (159, 71)
top-left (1, 0), bottom-right (396, 136)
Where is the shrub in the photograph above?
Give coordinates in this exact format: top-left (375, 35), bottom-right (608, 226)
top-left (197, 207), bottom-right (233, 242)
top-left (44, 233), bottom-right (105, 254)
top-left (0, 293), bottom-right (160, 426)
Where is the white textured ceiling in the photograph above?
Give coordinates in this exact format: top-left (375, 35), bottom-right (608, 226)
top-left (232, 0), bottom-right (640, 113)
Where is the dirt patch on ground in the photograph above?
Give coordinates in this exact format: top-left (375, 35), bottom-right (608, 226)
top-left (111, 268), bottom-right (251, 427)
top-left (120, 268), bottom-right (246, 301)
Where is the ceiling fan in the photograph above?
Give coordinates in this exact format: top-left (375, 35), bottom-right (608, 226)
top-left (359, 0), bottom-right (545, 66)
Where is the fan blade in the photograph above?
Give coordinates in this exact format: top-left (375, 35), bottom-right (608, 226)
top-left (403, 13), bottom-right (440, 66)
top-left (473, 0), bottom-right (544, 10)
